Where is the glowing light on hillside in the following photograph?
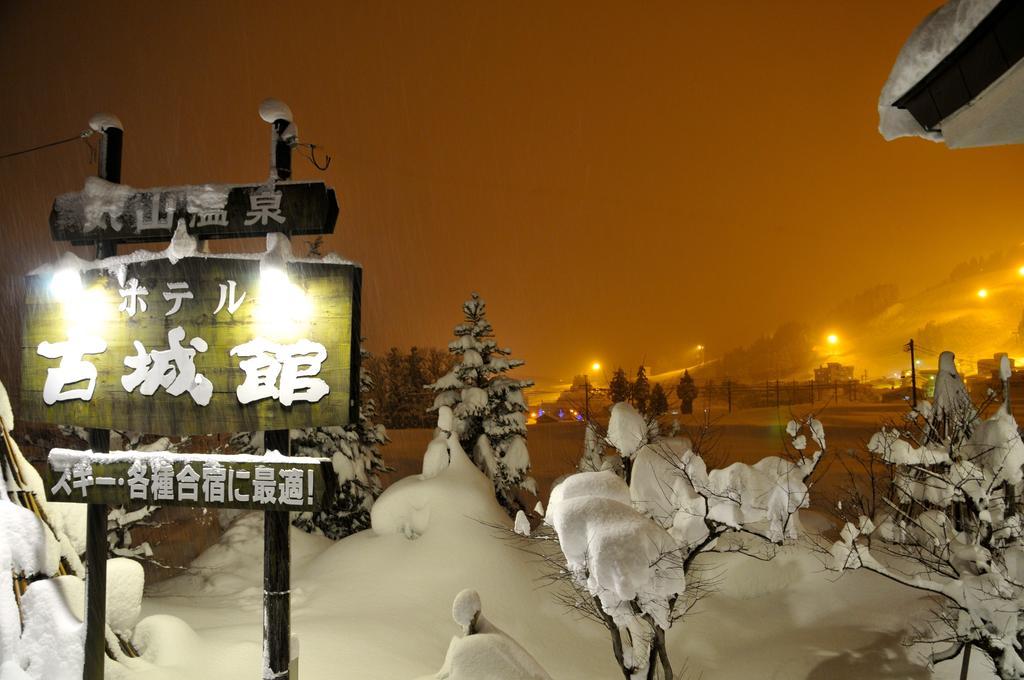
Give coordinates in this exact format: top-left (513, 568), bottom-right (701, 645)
top-left (977, 288), bottom-right (989, 299)
top-left (826, 334), bottom-right (839, 346)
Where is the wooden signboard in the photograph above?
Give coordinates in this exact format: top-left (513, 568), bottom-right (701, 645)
top-left (50, 179), bottom-right (339, 245)
top-left (20, 255), bottom-right (360, 435)
top-left (45, 449), bottom-right (335, 512)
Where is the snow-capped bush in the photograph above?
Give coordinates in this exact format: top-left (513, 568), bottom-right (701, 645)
top-left (831, 351), bottom-right (1024, 679)
top-left (292, 347), bottom-right (389, 540)
top-left (540, 410), bottom-right (824, 679)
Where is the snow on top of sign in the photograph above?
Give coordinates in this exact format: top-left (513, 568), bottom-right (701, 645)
top-left (71, 177), bottom-right (232, 233)
top-left (259, 98), bottom-right (293, 124)
top-left (48, 448), bottom-right (330, 470)
top-left (32, 229), bottom-right (357, 279)
top-left (88, 112), bottom-right (123, 132)
top-left (879, 0), bottom-right (1001, 141)
top-left (82, 176), bottom-right (135, 231)
top-left (185, 183), bottom-right (232, 214)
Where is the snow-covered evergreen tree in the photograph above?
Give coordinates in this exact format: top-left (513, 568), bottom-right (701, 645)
top-left (223, 349), bottom-right (390, 539)
top-left (649, 382), bottom-right (669, 416)
top-left (632, 365), bottom-right (651, 413)
top-left (293, 348), bottom-right (389, 539)
top-left (608, 368), bottom-right (631, 405)
top-left (676, 369), bottom-right (698, 414)
top-left (428, 293), bottom-right (536, 512)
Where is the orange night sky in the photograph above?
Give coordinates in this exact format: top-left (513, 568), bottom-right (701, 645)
top-left (1, 1), bottom-right (1023, 393)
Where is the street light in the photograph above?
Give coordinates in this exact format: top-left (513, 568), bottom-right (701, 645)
top-left (978, 288), bottom-right (989, 299)
top-left (591, 362), bottom-right (601, 372)
top-left (827, 334), bottom-right (839, 346)
top-left (696, 344), bottom-right (705, 366)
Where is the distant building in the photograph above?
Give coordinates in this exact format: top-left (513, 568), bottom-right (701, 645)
top-left (814, 362), bottom-right (855, 384)
top-left (977, 353), bottom-right (1014, 379)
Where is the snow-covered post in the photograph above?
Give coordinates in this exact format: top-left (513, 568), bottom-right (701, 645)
top-left (85, 111), bottom-right (123, 680)
top-left (260, 98), bottom-right (295, 680)
top-left (260, 98), bottom-right (295, 182)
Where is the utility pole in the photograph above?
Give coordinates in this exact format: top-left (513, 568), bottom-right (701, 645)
top-left (84, 113), bottom-right (122, 680)
top-left (726, 379), bottom-right (732, 413)
top-left (263, 102), bottom-right (294, 680)
top-left (584, 373), bottom-right (591, 423)
top-left (904, 339), bottom-right (918, 408)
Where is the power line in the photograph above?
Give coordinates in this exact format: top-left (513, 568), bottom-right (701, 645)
top-left (0, 130), bottom-right (93, 161)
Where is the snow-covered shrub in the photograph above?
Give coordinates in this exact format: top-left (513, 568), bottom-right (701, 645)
top-left (426, 589), bottom-right (552, 680)
top-left (536, 414), bottom-right (824, 679)
top-left (831, 351), bottom-right (1024, 679)
top-left (427, 293), bottom-right (535, 513)
top-left (231, 348), bottom-right (389, 541)
top-left (0, 379), bottom-right (162, 678)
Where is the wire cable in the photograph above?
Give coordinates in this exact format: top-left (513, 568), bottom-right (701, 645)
top-left (0, 130), bottom-right (93, 161)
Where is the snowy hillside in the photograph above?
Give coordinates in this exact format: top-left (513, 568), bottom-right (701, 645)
top-left (831, 258), bottom-right (1024, 379)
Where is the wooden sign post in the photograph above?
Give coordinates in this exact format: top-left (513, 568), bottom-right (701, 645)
top-left (21, 103), bottom-right (352, 680)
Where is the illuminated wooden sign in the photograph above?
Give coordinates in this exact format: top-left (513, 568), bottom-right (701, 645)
top-left (45, 449), bottom-right (335, 512)
top-left (20, 255), bottom-right (360, 434)
top-left (50, 179), bottom-right (339, 244)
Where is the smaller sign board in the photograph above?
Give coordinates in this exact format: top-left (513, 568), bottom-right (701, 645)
top-left (50, 179), bottom-right (339, 244)
top-left (46, 448), bottom-right (335, 512)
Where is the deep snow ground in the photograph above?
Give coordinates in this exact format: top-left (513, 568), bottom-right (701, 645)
top-left (121, 440), bottom-right (998, 680)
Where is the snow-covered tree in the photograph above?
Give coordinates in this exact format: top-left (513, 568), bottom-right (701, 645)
top-left (522, 402), bottom-right (824, 679)
top-left (648, 383), bottom-right (669, 417)
top-left (608, 368), bottom-right (632, 405)
top-left (226, 350), bottom-right (390, 540)
top-left (676, 370), bottom-right (698, 415)
top-left (830, 351), bottom-right (1024, 679)
top-left (578, 422), bottom-right (608, 473)
top-left (632, 366), bottom-right (651, 414)
top-left (427, 293), bottom-right (535, 512)
top-left (293, 348), bottom-right (389, 539)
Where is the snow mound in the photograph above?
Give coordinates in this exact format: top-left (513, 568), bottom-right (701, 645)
top-left (426, 590), bottom-right (552, 680)
top-left (371, 433), bottom-right (501, 539)
top-left (132, 614), bottom-right (202, 666)
top-left (452, 589), bottom-right (482, 632)
top-left (107, 558), bottom-right (145, 635)
top-left (16, 578), bottom-right (84, 680)
top-left (879, 0), bottom-right (1001, 141)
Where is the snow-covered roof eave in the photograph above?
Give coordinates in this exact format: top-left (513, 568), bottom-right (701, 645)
top-left (877, 0), bottom-right (1014, 146)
